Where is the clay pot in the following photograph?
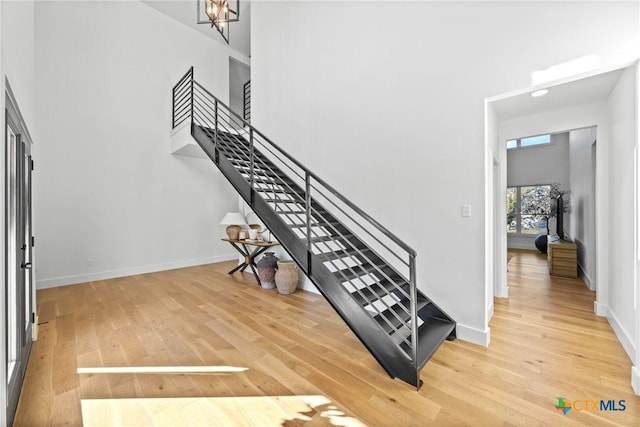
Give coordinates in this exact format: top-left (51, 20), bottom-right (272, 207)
top-left (256, 252), bottom-right (279, 289)
top-left (275, 260), bottom-right (298, 295)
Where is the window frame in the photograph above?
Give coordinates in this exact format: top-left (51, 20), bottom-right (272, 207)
top-left (507, 184), bottom-right (552, 236)
top-left (506, 134), bottom-right (552, 151)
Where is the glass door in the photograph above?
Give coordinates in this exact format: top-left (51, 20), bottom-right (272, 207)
top-left (5, 109), bottom-right (33, 425)
top-left (6, 122), bottom-right (19, 387)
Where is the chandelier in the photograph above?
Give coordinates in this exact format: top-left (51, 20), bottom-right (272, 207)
top-left (197, 0), bottom-right (239, 44)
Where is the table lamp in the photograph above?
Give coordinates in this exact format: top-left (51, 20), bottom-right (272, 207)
top-left (220, 212), bottom-right (246, 240)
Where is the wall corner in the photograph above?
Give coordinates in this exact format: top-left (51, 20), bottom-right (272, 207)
top-left (632, 365), bottom-right (640, 395)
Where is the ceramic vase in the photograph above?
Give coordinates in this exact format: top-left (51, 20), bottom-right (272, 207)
top-left (275, 260), bottom-right (298, 295)
top-left (256, 252), bottom-right (279, 289)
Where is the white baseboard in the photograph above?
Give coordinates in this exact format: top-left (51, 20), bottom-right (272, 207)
top-left (506, 242), bottom-right (537, 250)
top-left (577, 262), bottom-right (595, 291)
top-left (486, 301), bottom-right (494, 320)
top-left (456, 323), bottom-right (490, 347)
top-left (607, 308), bottom-right (637, 363)
top-left (298, 276), bottom-right (319, 294)
top-left (594, 301), bottom-right (608, 316)
top-left (36, 254), bottom-right (237, 289)
top-left (632, 366), bottom-right (640, 395)
top-left (495, 286), bottom-right (509, 298)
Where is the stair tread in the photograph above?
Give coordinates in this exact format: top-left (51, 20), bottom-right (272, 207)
top-left (289, 220), bottom-right (340, 229)
top-left (331, 262), bottom-right (403, 283)
top-left (374, 297), bottom-right (430, 335)
top-left (275, 209), bottom-right (325, 215)
top-left (317, 248), bottom-right (373, 261)
top-left (241, 176), bottom-right (287, 186)
top-left (220, 147), bottom-right (271, 162)
top-left (238, 169), bottom-right (285, 179)
top-left (254, 187), bottom-right (304, 196)
top-left (263, 198), bottom-right (303, 204)
top-left (307, 234), bottom-right (353, 243)
top-left (350, 281), bottom-right (411, 306)
top-left (401, 317), bottom-right (456, 370)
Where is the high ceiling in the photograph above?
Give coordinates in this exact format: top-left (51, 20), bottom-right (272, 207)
top-left (141, 0), bottom-right (251, 58)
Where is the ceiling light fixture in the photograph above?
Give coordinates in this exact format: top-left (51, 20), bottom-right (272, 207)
top-left (531, 89), bottom-right (549, 98)
top-left (197, 0), bottom-right (239, 44)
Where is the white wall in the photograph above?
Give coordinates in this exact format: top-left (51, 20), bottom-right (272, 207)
top-left (33, 1), bottom-right (239, 288)
top-left (608, 65), bottom-right (638, 364)
top-left (507, 134), bottom-right (570, 188)
top-left (569, 126), bottom-right (597, 289)
top-left (1, 0), bottom-right (35, 127)
top-left (251, 1), bottom-right (639, 345)
top-left (229, 57), bottom-right (250, 123)
top-left (506, 132), bottom-right (570, 249)
top-left (1, 0), bottom-right (36, 420)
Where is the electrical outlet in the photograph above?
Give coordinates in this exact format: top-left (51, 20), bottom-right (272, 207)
top-left (461, 204), bottom-right (472, 217)
top-left (86, 259), bottom-right (93, 267)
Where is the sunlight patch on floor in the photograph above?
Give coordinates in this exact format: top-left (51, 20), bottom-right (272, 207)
top-left (77, 366), bottom-right (248, 375)
top-left (81, 395), bottom-right (368, 427)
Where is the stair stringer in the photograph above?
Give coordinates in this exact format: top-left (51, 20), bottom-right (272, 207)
top-left (191, 124), bottom-right (423, 387)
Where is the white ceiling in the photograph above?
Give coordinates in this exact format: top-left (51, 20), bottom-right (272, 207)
top-left (491, 68), bottom-right (624, 121)
top-left (141, 0), bottom-right (251, 58)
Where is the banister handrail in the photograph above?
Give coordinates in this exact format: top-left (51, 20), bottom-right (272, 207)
top-left (188, 78), bottom-right (416, 258)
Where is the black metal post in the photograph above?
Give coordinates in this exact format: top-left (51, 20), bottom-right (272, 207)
top-left (305, 173), bottom-right (312, 274)
top-left (249, 128), bottom-right (255, 207)
top-left (189, 67), bottom-right (194, 127)
top-left (410, 254), bottom-right (418, 370)
top-left (171, 85), bottom-right (176, 128)
top-left (214, 99), bottom-right (219, 164)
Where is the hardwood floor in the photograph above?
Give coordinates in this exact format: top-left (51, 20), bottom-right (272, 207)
top-left (13, 252), bottom-right (640, 426)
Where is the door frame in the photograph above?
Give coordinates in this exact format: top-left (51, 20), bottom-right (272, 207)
top-left (4, 80), bottom-right (34, 426)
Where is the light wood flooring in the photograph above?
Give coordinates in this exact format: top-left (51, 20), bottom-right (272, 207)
top-left (13, 251), bottom-right (640, 426)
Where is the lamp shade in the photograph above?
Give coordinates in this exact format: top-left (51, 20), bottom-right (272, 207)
top-left (220, 212), bottom-right (246, 225)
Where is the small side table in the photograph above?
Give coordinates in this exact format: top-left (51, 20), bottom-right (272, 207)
top-left (222, 238), bottom-right (280, 286)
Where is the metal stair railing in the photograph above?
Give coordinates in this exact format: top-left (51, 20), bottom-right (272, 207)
top-left (243, 80), bottom-right (251, 124)
top-left (172, 67), bottom-right (420, 369)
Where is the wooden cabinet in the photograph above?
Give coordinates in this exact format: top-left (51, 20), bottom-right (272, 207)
top-left (547, 236), bottom-right (577, 278)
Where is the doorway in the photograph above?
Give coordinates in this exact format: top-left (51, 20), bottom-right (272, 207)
top-left (501, 128), bottom-right (597, 289)
top-left (5, 85), bottom-right (34, 425)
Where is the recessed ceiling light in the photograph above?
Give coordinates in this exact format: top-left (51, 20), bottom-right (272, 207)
top-left (531, 89), bottom-right (549, 97)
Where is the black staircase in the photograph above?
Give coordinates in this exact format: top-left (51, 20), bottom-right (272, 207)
top-left (171, 67), bottom-right (456, 389)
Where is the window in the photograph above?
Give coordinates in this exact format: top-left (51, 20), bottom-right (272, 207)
top-left (506, 134), bottom-right (551, 150)
top-left (506, 185), bottom-right (551, 235)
